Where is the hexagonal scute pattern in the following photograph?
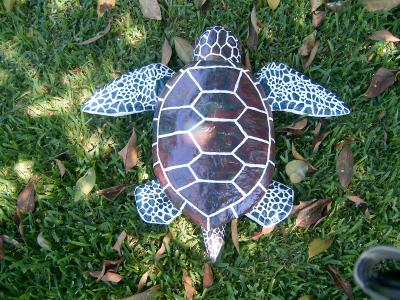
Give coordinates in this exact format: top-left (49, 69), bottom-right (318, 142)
top-left (193, 26), bottom-right (242, 63)
top-left (195, 93), bottom-right (244, 119)
top-left (154, 61), bottom-right (275, 230)
top-left (191, 121), bottom-right (244, 152)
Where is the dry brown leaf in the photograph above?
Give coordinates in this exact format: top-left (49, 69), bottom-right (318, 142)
top-left (285, 160), bottom-right (308, 184)
top-left (335, 140), bottom-right (355, 151)
top-left (363, 0), bottom-right (400, 11)
top-left (155, 233), bottom-right (172, 260)
top-left (336, 144), bottom-right (353, 189)
top-left (89, 270), bottom-right (123, 283)
top-left (161, 38), bottom-right (172, 65)
top-left (96, 184), bottom-right (131, 200)
top-left (292, 143), bottom-right (306, 161)
top-left (299, 31), bottom-right (317, 69)
top-left (325, 264), bottom-right (354, 300)
top-left (231, 219), bottom-right (240, 253)
top-left (267, 0), bottom-right (280, 10)
top-left (308, 238), bottom-right (333, 258)
top-left (54, 159), bottom-right (66, 178)
top-left (327, 1), bottom-right (350, 12)
top-left (119, 129), bottom-right (138, 173)
top-left (121, 285), bottom-right (161, 300)
top-left (346, 195), bottom-right (370, 219)
top-left (244, 52), bottom-right (252, 72)
top-left (139, 0), bottom-right (161, 20)
top-left (202, 263), bottom-right (213, 289)
top-left (97, 0), bottom-right (116, 17)
top-left (17, 176), bottom-right (38, 215)
top-left (137, 271), bottom-right (149, 293)
top-left (311, 130), bottom-right (331, 153)
top-left (113, 230), bottom-right (127, 255)
top-left (251, 224), bottom-right (276, 241)
top-left (312, 11), bottom-right (327, 28)
top-left (281, 118), bottom-right (308, 135)
top-left (311, 0), bottom-right (325, 12)
top-left (183, 269), bottom-right (196, 300)
top-left (174, 37), bottom-right (194, 64)
top-left (79, 20), bottom-right (112, 45)
top-left (303, 41), bottom-right (320, 69)
top-left (194, 0), bottom-right (210, 10)
top-left (364, 67), bottom-right (397, 98)
top-left (293, 199), bottom-right (332, 228)
top-left (87, 259), bottom-right (123, 283)
top-left (247, 5), bottom-right (258, 50)
top-left (370, 29), bottom-right (400, 42)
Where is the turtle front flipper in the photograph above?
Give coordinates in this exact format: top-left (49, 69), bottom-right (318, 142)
top-left (82, 63), bottom-right (174, 116)
top-left (202, 225), bottom-right (226, 263)
top-left (134, 180), bottom-right (181, 225)
top-left (256, 62), bottom-right (350, 117)
top-left (245, 181), bottom-right (294, 227)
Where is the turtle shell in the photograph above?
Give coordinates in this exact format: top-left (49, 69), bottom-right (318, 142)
top-left (152, 60), bottom-right (275, 230)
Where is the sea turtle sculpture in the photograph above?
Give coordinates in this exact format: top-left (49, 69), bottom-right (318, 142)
top-left (82, 26), bottom-right (350, 262)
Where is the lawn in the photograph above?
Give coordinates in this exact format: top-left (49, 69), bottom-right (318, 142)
top-left (0, 0), bottom-right (399, 299)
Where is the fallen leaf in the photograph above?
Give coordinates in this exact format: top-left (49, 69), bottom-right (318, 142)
top-left (74, 167), bottom-right (96, 201)
top-left (0, 236), bottom-right (3, 260)
top-left (121, 285), bottom-right (160, 300)
top-left (182, 269), bottom-right (196, 300)
top-left (298, 295), bottom-right (315, 300)
top-left (247, 5), bottom-right (258, 50)
top-left (17, 176), bottom-right (38, 214)
top-left (118, 129), bottom-right (138, 173)
top-left (113, 230), bottom-right (127, 255)
top-left (202, 263), bottom-right (213, 289)
top-left (137, 271), bottom-right (149, 293)
top-left (79, 20), bottom-right (112, 45)
top-left (336, 144), bottom-right (353, 189)
top-left (174, 37), bottom-right (194, 64)
top-left (308, 238), bottom-right (333, 258)
top-left (370, 29), bottom-right (400, 42)
top-left (363, 0), bottom-right (400, 11)
top-left (335, 140), bottom-right (355, 151)
top-left (267, 0), bottom-right (280, 10)
top-left (314, 120), bottom-right (323, 136)
top-left (89, 271), bottom-right (123, 283)
top-left (155, 233), bottom-right (172, 260)
top-left (364, 67), bottom-right (397, 98)
top-left (2, 235), bottom-right (20, 247)
top-left (96, 184), bottom-right (131, 200)
top-left (325, 264), bottom-right (354, 300)
top-left (292, 143), bottom-right (306, 161)
top-left (251, 224), bottom-right (276, 241)
top-left (244, 52), bottom-right (252, 72)
top-left (312, 11), bottom-right (327, 28)
top-left (97, 0), bottom-right (116, 17)
top-left (194, 0), bottom-right (210, 10)
top-left (285, 160), bottom-right (308, 184)
top-left (87, 259), bottom-right (123, 282)
top-left (299, 31), bottom-right (317, 69)
top-left (37, 232), bottom-right (51, 251)
top-left (311, 130), bottom-right (331, 153)
top-left (292, 199), bottom-right (332, 228)
top-left (303, 41), bottom-right (320, 69)
top-left (327, 1), bottom-right (350, 12)
top-left (311, 0), bottom-right (325, 12)
top-left (346, 195), bottom-right (370, 219)
top-left (54, 159), bottom-right (66, 178)
top-left (3, 0), bottom-right (16, 12)
top-left (161, 38), bottom-right (172, 65)
top-left (231, 219), bottom-right (240, 253)
top-left (281, 118), bottom-right (308, 135)
top-left (139, 0), bottom-right (161, 20)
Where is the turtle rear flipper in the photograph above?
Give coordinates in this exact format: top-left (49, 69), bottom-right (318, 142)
top-left (202, 225), bottom-right (225, 263)
top-left (134, 180), bottom-right (181, 225)
top-left (82, 63), bottom-right (174, 116)
top-left (256, 62), bottom-right (350, 117)
top-left (246, 181), bottom-right (294, 227)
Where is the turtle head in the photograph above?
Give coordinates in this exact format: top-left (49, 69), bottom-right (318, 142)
top-left (193, 26), bottom-right (242, 64)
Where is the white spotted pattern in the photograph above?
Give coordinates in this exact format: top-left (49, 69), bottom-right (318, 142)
top-left (246, 181), bottom-right (294, 227)
top-left (256, 62), bottom-right (350, 117)
top-left (82, 63), bottom-right (174, 116)
top-left (202, 225), bottom-right (225, 262)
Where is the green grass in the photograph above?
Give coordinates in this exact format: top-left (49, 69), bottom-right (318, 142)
top-left (1, 0), bottom-right (399, 299)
